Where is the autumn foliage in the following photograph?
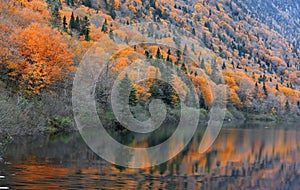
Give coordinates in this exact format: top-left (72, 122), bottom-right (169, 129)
top-left (8, 23), bottom-right (74, 95)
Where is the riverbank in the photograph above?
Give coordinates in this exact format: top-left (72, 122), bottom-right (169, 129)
top-left (0, 82), bottom-right (299, 137)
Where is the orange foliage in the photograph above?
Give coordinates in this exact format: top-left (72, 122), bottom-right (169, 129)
top-left (192, 76), bottom-right (214, 107)
top-left (229, 88), bottom-right (241, 105)
top-left (224, 76), bottom-right (238, 91)
top-left (134, 84), bottom-right (151, 103)
top-left (113, 57), bottom-right (130, 72)
top-left (9, 23), bottom-right (74, 95)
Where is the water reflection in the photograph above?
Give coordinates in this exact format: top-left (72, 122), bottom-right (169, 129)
top-left (0, 126), bottom-right (300, 189)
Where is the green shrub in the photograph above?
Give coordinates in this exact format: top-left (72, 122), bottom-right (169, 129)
top-left (47, 116), bottom-right (73, 134)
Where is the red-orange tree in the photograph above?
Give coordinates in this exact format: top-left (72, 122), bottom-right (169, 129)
top-left (9, 23), bottom-right (74, 95)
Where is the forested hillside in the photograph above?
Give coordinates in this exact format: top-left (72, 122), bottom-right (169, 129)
top-left (0, 0), bottom-right (299, 134)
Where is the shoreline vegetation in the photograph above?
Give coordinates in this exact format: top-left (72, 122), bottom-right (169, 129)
top-left (0, 81), bottom-right (298, 138)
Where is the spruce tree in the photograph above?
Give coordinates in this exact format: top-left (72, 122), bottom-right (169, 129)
top-left (75, 16), bottom-right (80, 30)
top-left (156, 48), bottom-right (162, 59)
top-left (222, 62), bottom-right (226, 70)
top-left (54, 7), bottom-right (61, 27)
top-left (109, 0), bottom-right (116, 19)
top-left (200, 59), bottom-right (205, 70)
top-left (81, 16), bottom-right (90, 41)
top-left (149, 80), bottom-right (161, 99)
top-left (183, 44), bottom-right (188, 56)
top-left (63, 16), bottom-right (67, 31)
top-left (69, 12), bottom-right (75, 29)
top-left (285, 100), bottom-right (290, 112)
top-left (181, 63), bottom-right (187, 74)
top-left (101, 19), bottom-right (108, 33)
top-left (161, 82), bottom-right (177, 106)
top-left (166, 54), bottom-right (171, 62)
top-left (167, 48), bottom-right (171, 56)
top-left (276, 84), bottom-right (279, 91)
top-left (192, 27), bottom-right (196, 36)
top-left (119, 74), bottom-right (137, 106)
top-left (145, 50), bottom-right (150, 59)
top-left (263, 82), bottom-right (268, 97)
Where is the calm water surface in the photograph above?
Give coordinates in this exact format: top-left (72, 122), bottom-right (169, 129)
top-left (1, 124), bottom-right (300, 189)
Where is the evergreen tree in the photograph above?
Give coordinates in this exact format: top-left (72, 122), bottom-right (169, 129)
top-left (156, 47), bottom-right (162, 59)
top-left (62, 16), bottom-right (67, 31)
top-left (200, 59), bottom-right (205, 70)
top-left (199, 93), bottom-right (206, 109)
top-left (124, 36), bottom-right (129, 44)
top-left (75, 16), bottom-right (80, 30)
top-left (109, 30), bottom-right (114, 40)
top-left (176, 49), bottom-right (181, 61)
top-left (81, 16), bottom-right (90, 41)
top-left (145, 50), bottom-right (150, 59)
top-left (119, 74), bottom-right (138, 106)
top-left (161, 82), bottom-right (177, 106)
top-left (285, 100), bottom-right (290, 112)
top-left (166, 48), bottom-right (172, 63)
top-left (183, 44), bottom-right (188, 56)
top-left (69, 12), bottom-right (75, 29)
top-left (192, 27), bottom-right (196, 36)
top-left (222, 62), bottom-right (226, 70)
top-left (211, 58), bottom-right (219, 83)
top-left (109, 0), bottom-right (116, 19)
top-left (263, 82), bottom-right (268, 97)
top-left (51, 5), bottom-right (61, 28)
top-left (83, 0), bottom-right (92, 7)
top-left (181, 63), bottom-right (187, 74)
top-left (166, 54), bottom-right (171, 62)
top-left (101, 19), bottom-right (108, 33)
top-left (149, 80), bottom-right (162, 99)
top-left (167, 48), bottom-right (171, 56)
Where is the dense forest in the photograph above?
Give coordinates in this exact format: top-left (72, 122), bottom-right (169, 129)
top-left (0, 0), bottom-right (300, 135)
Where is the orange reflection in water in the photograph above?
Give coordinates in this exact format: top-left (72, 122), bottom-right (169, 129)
top-left (4, 128), bottom-right (300, 190)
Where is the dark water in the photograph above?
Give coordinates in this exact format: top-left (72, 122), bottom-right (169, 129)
top-left (1, 125), bottom-right (300, 189)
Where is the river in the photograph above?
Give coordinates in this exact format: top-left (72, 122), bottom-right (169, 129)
top-left (0, 124), bottom-right (299, 189)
